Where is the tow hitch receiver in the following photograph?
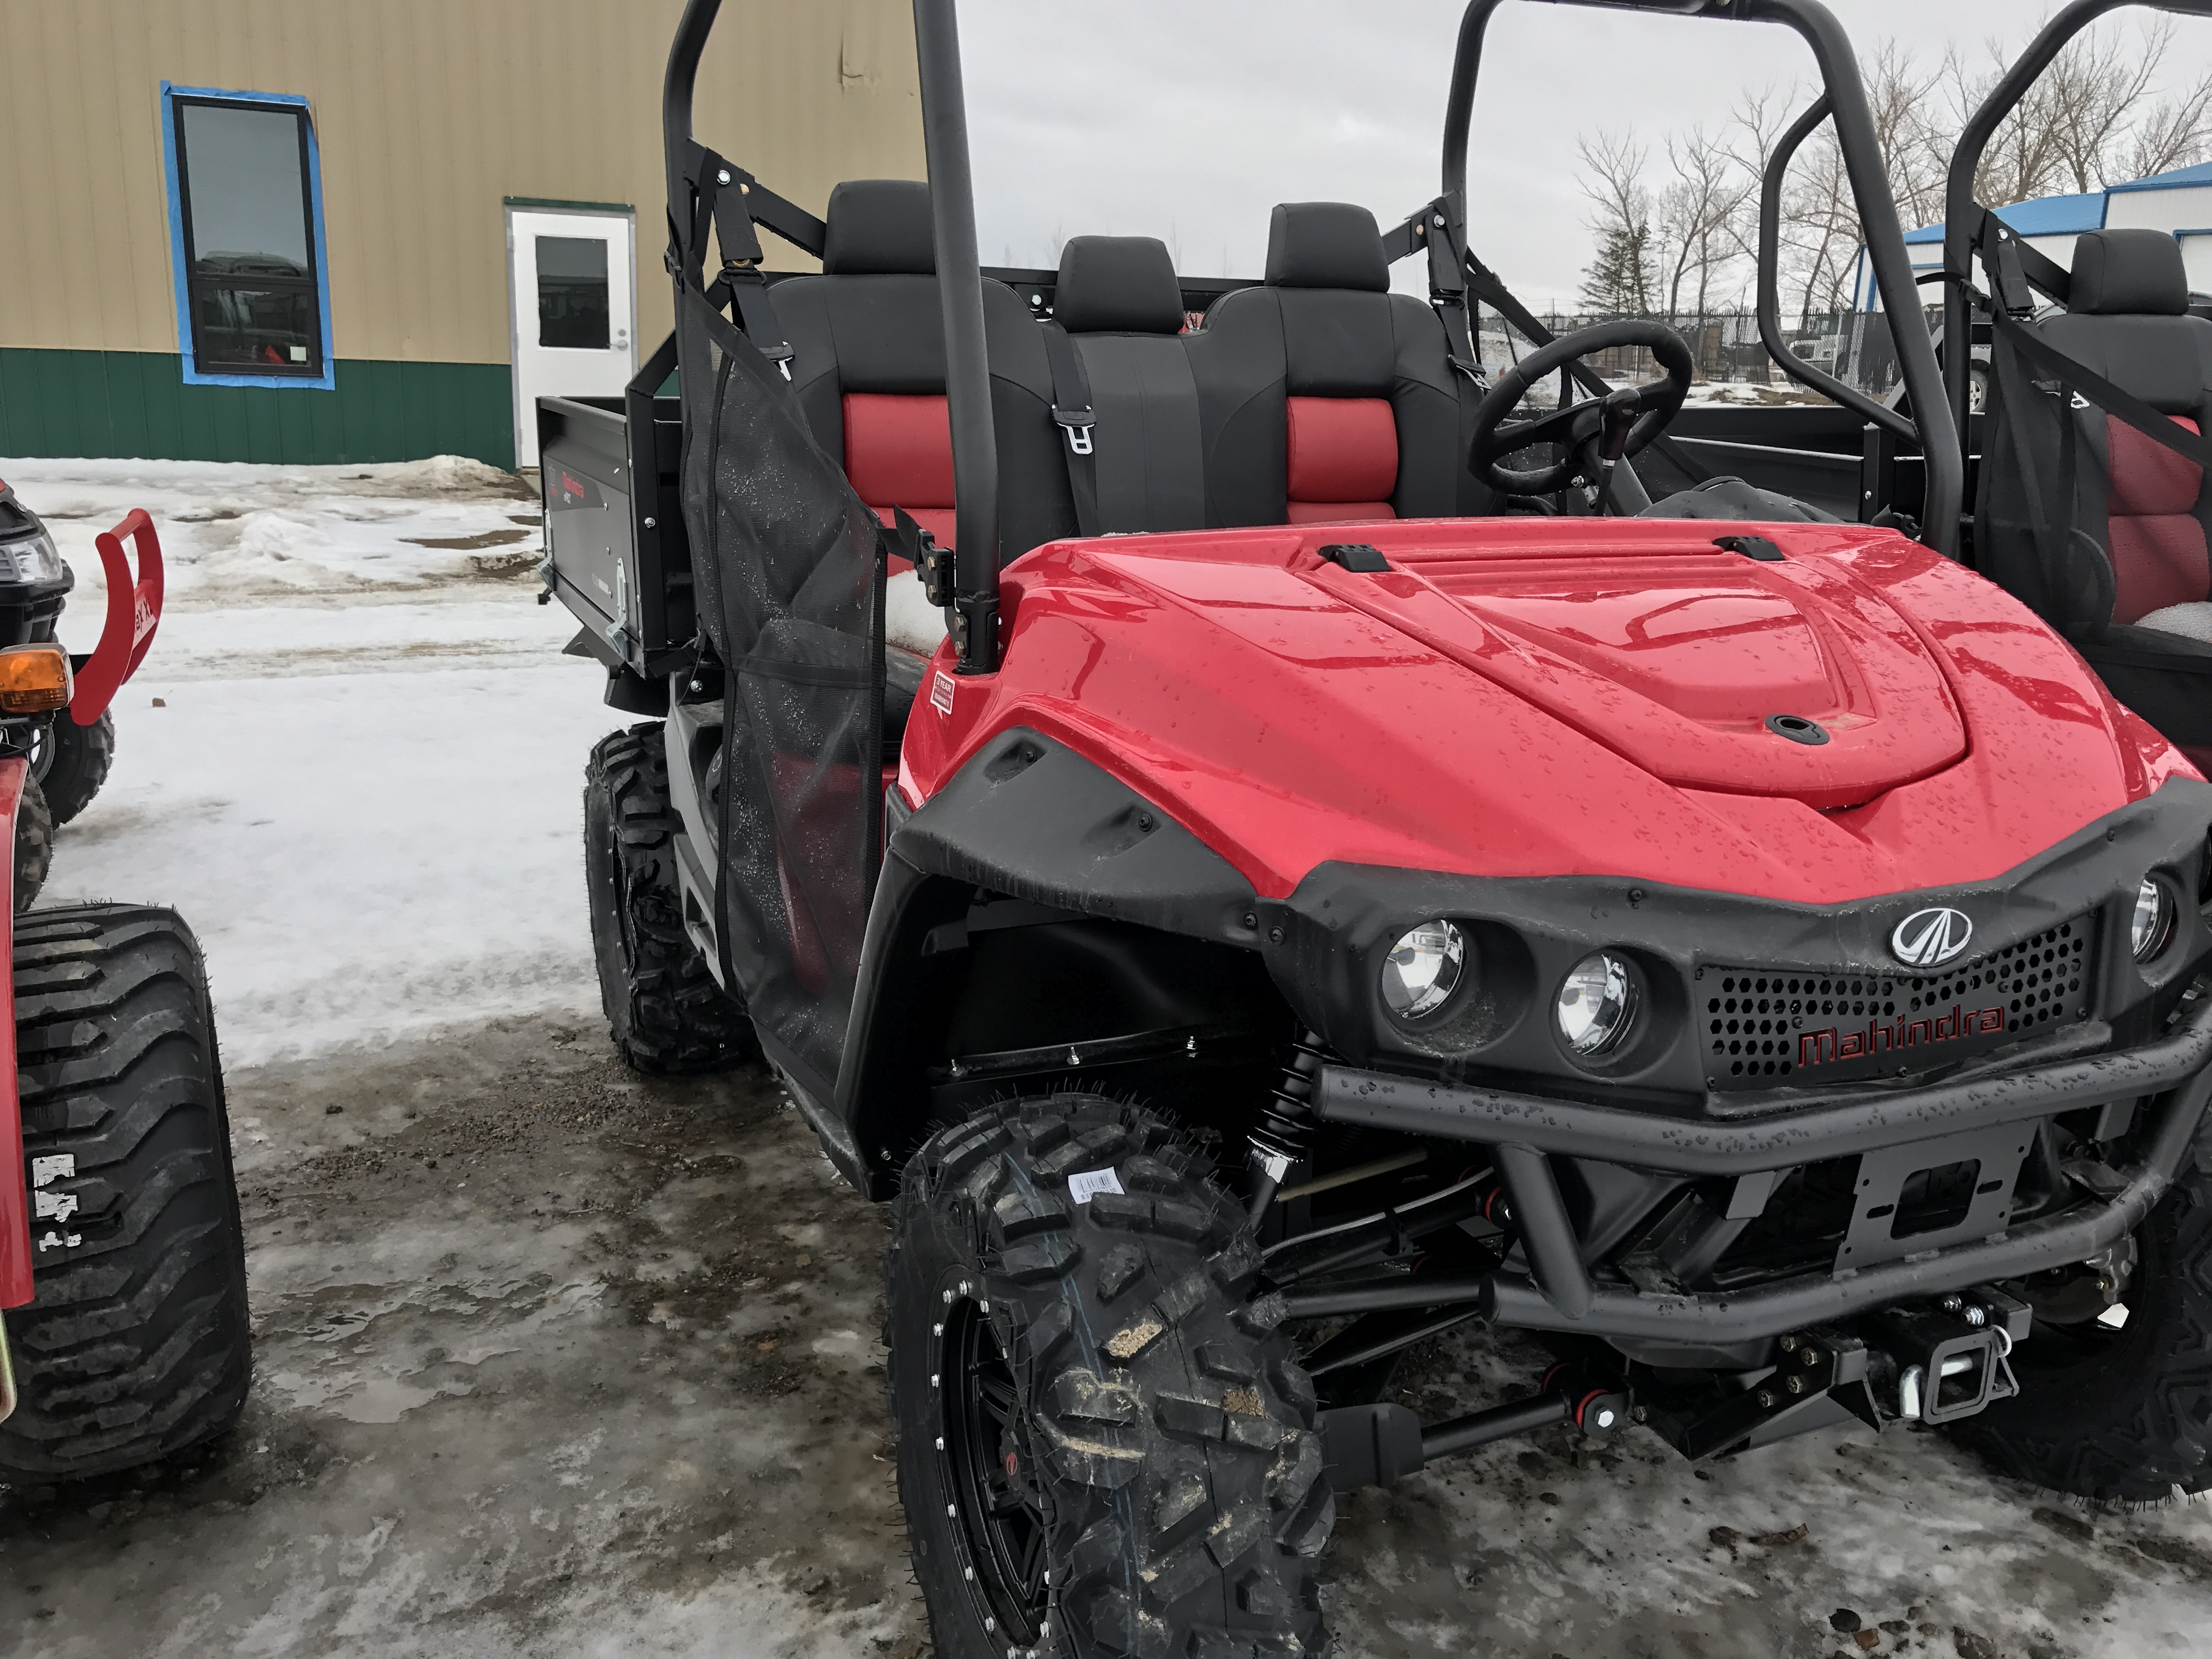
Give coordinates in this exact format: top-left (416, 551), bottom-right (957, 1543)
top-left (1870, 1291), bottom-right (2029, 1425)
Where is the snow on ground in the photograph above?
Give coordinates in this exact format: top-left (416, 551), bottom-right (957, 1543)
top-left (8, 458), bottom-right (612, 1065)
top-left (4, 455), bottom-right (541, 600)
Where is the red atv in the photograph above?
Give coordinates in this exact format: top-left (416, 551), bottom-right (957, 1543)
top-left (550, 1), bottom-right (2212, 1652)
top-left (0, 498), bottom-right (247, 1482)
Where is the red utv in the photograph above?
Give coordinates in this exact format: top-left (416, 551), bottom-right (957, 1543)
top-left (549, 0), bottom-right (2212, 1651)
top-left (0, 499), bottom-right (247, 1483)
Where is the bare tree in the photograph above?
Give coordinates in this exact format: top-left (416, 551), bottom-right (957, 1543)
top-left (1654, 127), bottom-right (1752, 320)
top-left (1945, 13), bottom-right (2212, 205)
top-left (1576, 130), bottom-right (1656, 313)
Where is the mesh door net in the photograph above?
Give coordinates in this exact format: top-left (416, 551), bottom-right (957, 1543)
top-left (678, 284), bottom-right (885, 1089)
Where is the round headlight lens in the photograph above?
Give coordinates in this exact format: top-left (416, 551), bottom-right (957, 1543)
top-left (1557, 950), bottom-right (1639, 1057)
top-left (1381, 920), bottom-right (1465, 1020)
top-left (2131, 876), bottom-right (2175, 962)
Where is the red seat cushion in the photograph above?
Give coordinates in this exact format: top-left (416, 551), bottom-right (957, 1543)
top-left (2107, 413), bottom-right (2209, 623)
top-left (1287, 396), bottom-right (1397, 522)
top-left (844, 392), bottom-right (956, 558)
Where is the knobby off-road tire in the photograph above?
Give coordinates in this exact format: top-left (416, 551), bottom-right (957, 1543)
top-left (888, 1094), bottom-right (1334, 1658)
top-left (0, 905), bottom-right (250, 1480)
top-left (34, 710), bottom-right (115, 827)
top-left (1954, 1130), bottom-right (2212, 1502)
top-left (583, 723), bottom-right (755, 1074)
top-left (13, 774), bottom-right (50, 913)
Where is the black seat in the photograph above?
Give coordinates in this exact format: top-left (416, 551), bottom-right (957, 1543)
top-left (1051, 236), bottom-right (1207, 532)
top-left (770, 179), bottom-right (1075, 563)
top-left (1977, 227), bottom-right (2212, 767)
top-left (1186, 202), bottom-right (1482, 527)
top-left (768, 180), bottom-right (1077, 756)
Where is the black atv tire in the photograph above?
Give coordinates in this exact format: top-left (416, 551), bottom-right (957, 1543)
top-left (1954, 1139), bottom-right (2212, 1502)
top-left (584, 723), bottom-right (755, 1074)
top-left (0, 905), bottom-right (250, 1480)
top-left (14, 774), bottom-right (50, 913)
top-left (887, 1093), bottom-right (1333, 1658)
top-left (33, 710), bottom-right (115, 827)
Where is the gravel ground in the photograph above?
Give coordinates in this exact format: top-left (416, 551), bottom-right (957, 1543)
top-left (7, 1016), bottom-right (2212, 1659)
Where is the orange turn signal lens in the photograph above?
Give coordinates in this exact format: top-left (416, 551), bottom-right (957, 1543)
top-left (0, 646), bottom-right (71, 714)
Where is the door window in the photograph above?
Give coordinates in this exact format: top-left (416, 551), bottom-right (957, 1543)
top-left (537, 236), bottom-right (611, 349)
top-left (163, 88), bottom-right (328, 383)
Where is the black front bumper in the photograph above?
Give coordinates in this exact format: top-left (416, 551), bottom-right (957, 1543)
top-left (1290, 988), bottom-right (2212, 1343)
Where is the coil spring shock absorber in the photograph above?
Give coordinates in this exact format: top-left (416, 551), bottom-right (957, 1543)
top-left (1247, 1028), bottom-right (1327, 1224)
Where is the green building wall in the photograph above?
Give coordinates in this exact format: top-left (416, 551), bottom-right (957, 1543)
top-left (0, 349), bottom-right (516, 471)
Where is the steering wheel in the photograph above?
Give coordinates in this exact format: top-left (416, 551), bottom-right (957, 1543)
top-left (1469, 319), bottom-right (1694, 500)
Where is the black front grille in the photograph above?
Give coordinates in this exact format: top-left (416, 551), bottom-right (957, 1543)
top-left (1702, 916), bottom-right (2095, 1090)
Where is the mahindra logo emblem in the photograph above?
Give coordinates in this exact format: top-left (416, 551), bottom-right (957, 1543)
top-left (1892, 907), bottom-right (1974, 968)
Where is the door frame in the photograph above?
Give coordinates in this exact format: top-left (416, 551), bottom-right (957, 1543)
top-left (503, 196), bottom-right (639, 471)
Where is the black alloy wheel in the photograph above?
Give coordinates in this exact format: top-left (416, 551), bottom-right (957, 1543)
top-left (940, 1289), bottom-right (1051, 1647)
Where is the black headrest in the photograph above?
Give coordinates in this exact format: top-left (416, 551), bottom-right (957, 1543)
top-left (821, 179), bottom-right (935, 275)
top-left (1265, 202), bottom-right (1388, 292)
top-left (1054, 236), bottom-right (1184, 334)
top-left (2071, 229), bottom-right (2188, 317)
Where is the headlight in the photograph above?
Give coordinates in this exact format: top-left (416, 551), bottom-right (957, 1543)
top-left (0, 531), bottom-right (64, 585)
top-left (2131, 877), bottom-right (2175, 962)
top-left (1557, 950), bottom-right (1639, 1057)
top-left (1381, 920), bottom-right (1464, 1020)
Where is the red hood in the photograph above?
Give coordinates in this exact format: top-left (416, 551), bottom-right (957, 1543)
top-left (1317, 538), bottom-right (1963, 811)
top-left (899, 517), bottom-right (2195, 905)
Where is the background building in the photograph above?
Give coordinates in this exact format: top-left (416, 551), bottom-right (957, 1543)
top-left (0, 1), bottom-right (923, 472)
top-left (1894, 160), bottom-right (2212, 301)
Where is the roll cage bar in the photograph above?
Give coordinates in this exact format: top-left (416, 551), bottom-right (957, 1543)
top-left (656, 0), bottom-right (1968, 676)
top-left (1939, 1), bottom-right (2212, 461)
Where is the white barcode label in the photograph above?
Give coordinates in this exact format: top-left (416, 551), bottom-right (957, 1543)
top-left (1068, 1167), bottom-right (1124, 1205)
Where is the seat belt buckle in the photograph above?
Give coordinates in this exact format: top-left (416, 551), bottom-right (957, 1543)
top-left (761, 342), bottom-right (794, 380)
top-left (1053, 406), bottom-right (1095, 456)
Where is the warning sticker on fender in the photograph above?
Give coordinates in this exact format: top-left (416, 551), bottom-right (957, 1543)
top-left (1068, 1167), bottom-right (1123, 1205)
top-left (931, 671), bottom-right (956, 717)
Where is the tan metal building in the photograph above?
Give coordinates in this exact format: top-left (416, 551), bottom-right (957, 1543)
top-left (0, 0), bottom-right (923, 470)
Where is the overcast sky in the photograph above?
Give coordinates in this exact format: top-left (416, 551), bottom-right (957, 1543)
top-left (957, 1), bottom-right (2212, 309)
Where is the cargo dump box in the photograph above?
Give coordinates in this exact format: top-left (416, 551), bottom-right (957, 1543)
top-left (538, 386), bottom-right (692, 704)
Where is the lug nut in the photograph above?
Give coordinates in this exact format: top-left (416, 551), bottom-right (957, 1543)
top-left (943, 1290), bottom-right (954, 1305)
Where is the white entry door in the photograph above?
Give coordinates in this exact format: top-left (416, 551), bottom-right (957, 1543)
top-left (506, 205), bottom-right (636, 469)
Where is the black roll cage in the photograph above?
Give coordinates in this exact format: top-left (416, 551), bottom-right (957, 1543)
top-left (1939, 0), bottom-right (2212, 463)
top-left (657, 0), bottom-right (1967, 652)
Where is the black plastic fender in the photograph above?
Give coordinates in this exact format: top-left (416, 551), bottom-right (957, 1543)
top-left (832, 729), bottom-right (1261, 1197)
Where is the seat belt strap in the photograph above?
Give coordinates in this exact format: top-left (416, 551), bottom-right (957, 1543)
top-left (1985, 299), bottom-right (2212, 474)
top-left (690, 149), bottom-right (794, 380)
top-left (1039, 321), bottom-right (1101, 536)
top-left (1987, 312), bottom-right (2113, 634)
